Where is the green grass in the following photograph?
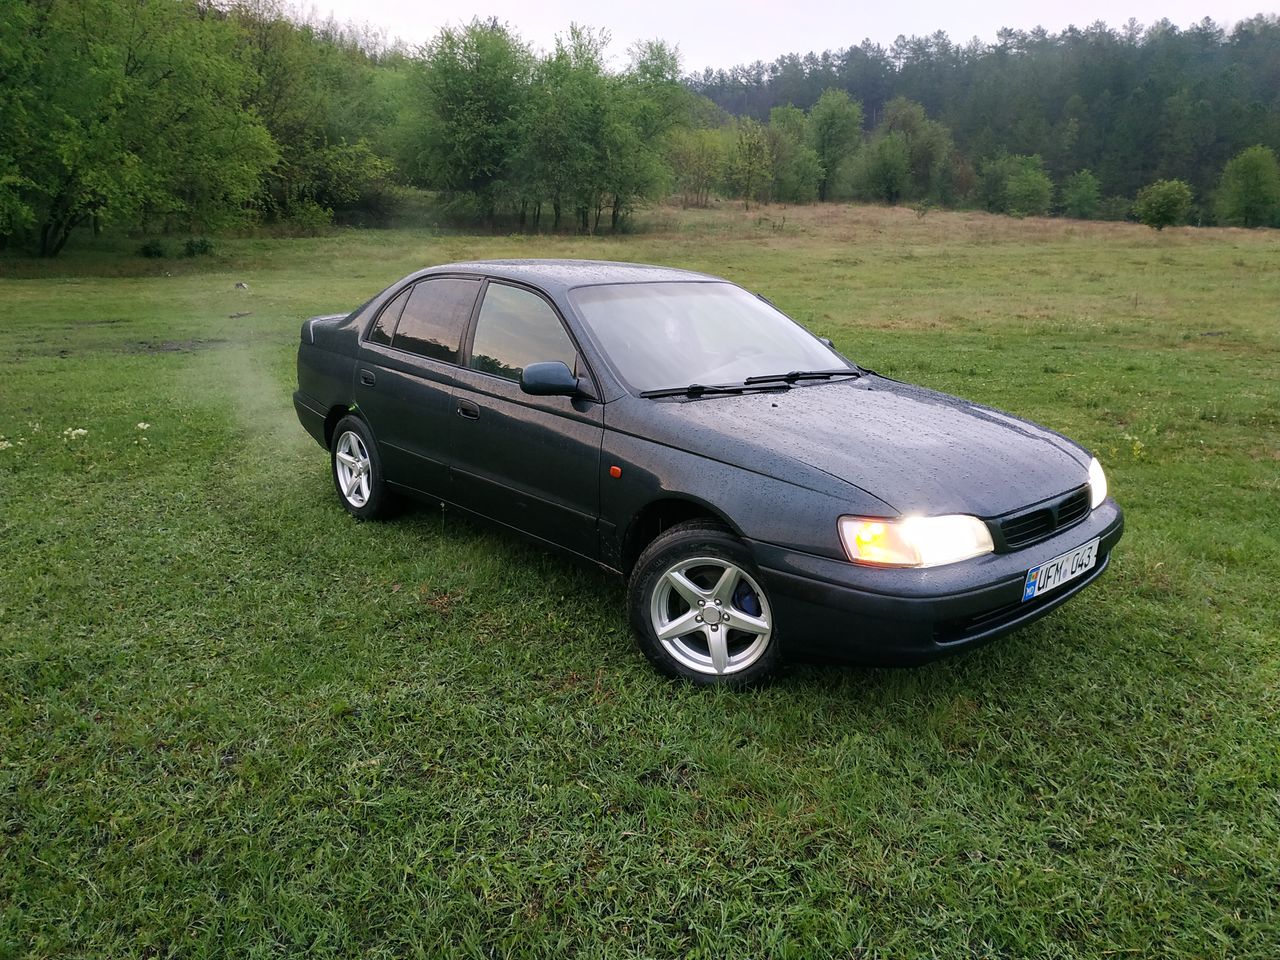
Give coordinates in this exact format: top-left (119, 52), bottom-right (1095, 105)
top-left (2, 205), bottom-right (1278, 958)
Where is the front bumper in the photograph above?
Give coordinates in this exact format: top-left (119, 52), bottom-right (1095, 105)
top-left (750, 499), bottom-right (1124, 664)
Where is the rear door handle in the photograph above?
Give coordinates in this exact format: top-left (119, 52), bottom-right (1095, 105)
top-left (359, 369), bottom-right (376, 386)
top-left (456, 398), bottom-right (480, 420)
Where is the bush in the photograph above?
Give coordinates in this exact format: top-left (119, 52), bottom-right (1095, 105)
top-left (1006, 166), bottom-right (1053, 217)
top-left (1134, 179), bottom-right (1193, 230)
top-left (137, 239), bottom-right (169, 258)
top-left (1216, 145), bottom-right (1280, 228)
top-left (183, 237), bottom-right (214, 257)
top-left (283, 200), bottom-right (334, 236)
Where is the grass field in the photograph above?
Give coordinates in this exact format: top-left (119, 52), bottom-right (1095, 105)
top-left (2, 204), bottom-right (1278, 958)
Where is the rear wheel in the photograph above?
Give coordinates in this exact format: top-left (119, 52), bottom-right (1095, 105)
top-left (330, 415), bottom-right (392, 520)
top-left (628, 521), bottom-right (780, 686)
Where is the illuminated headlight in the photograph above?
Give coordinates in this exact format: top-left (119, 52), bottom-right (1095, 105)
top-left (838, 514), bottom-right (994, 568)
top-left (1088, 457), bottom-right (1107, 509)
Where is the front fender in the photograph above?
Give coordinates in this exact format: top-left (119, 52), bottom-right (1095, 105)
top-left (599, 430), bottom-right (890, 570)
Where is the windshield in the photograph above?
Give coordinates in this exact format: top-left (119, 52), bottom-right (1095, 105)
top-left (569, 281), bottom-right (849, 392)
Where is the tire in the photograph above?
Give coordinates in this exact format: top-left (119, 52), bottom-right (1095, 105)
top-left (628, 520), bottom-right (781, 686)
top-left (330, 415), bottom-right (393, 520)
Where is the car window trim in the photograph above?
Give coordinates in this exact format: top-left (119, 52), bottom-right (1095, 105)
top-left (460, 277), bottom-right (602, 401)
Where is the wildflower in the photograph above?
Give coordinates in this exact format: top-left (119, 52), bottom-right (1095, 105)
top-left (63, 427), bottom-right (88, 440)
top-left (0, 439), bottom-right (11, 451)
top-left (137, 422), bottom-right (150, 430)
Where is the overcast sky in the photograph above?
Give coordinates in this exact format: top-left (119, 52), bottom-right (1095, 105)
top-left (307, 0), bottom-right (1273, 70)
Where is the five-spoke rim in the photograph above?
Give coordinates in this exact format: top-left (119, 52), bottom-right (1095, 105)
top-left (334, 430), bottom-right (372, 508)
top-left (649, 556), bottom-right (772, 676)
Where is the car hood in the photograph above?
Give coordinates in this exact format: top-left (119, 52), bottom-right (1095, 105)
top-left (622, 376), bottom-right (1090, 517)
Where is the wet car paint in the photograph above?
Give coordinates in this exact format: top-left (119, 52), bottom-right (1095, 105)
top-left (294, 259), bottom-right (1123, 663)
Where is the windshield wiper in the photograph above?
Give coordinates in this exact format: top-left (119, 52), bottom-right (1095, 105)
top-left (638, 382), bottom-right (791, 399)
top-left (741, 368), bottom-right (864, 385)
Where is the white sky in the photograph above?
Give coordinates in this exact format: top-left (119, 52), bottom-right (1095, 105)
top-left (306, 0), bottom-right (1275, 71)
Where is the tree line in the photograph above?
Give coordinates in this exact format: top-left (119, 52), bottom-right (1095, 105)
top-left (689, 16), bottom-right (1280, 224)
top-left (2, 3), bottom-right (1279, 257)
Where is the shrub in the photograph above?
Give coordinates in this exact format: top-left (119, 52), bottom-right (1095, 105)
top-left (853, 133), bottom-right (910, 204)
top-left (976, 154), bottom-right (1051, 216)
top-left (183, 237), bottom-right (214, 257)
top-left (284, 200), bottom-right (334, 236)
top-left (137, 239), bottom-right (169, 258)
top-left (1134, 180), bottom-right (1192, 230)
top-left (1005, 166), bottom-right (1053, 217)
top-left (1061, 170), bottom-right (1102, 219)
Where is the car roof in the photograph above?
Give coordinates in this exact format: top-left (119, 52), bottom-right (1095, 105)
top-left (421, 258), bottom-right (724, 295)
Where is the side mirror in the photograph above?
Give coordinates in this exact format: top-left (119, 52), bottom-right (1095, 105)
top-left (520, 360), bottom-right (580, 397)
top-left (819, 336), bottom-right (834, 348)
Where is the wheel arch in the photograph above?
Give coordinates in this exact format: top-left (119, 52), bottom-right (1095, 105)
top-left (324, 404), bottom-right (361, 448)
top-left (621, 497), bottom-right (742, 576)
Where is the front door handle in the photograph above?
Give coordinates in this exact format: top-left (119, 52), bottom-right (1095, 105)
top-left (359, 369), bottom-right (376, 386)
top-left (456, 398), bottom-right (480, 420)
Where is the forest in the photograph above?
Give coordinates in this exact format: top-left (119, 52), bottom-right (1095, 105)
top-left (3, 1), bottom-right (1280, 256)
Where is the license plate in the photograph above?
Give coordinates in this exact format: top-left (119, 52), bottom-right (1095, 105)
top-left (1022, 538), bottom-right (1100, 601)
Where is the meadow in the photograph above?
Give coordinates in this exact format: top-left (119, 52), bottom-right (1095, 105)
top-left (1, 204), bottom-right (1277, 958)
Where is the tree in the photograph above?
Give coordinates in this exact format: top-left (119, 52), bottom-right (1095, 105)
top-left (602, 40), bottom-right (687, 229)
top-left (1061, 169), bottom-right (1102, 218)
top-left (807, 89), bottom-right (863, 201)
top-left (876, 97), bottom-right (953, 200)
top-left (4, 0), bottom-right (274, 255)
top-left (1216, 145), bottom-right (1280, 227)
top-left (728, 119), bottom-right (771, 208)
top-left (228, 0), bottom-right (399, 225)
top-left (854, 133), bottom-right (910, 203)
top-left (409, 19), bottom-right (532, 222)
top-left (519, 26), bottom-right (608, 232)
top-left (1134, 179), bottom-right (1193, 229)
top-left (668, 129), bottom-right (725, 208)
top-left (766, 106), bottom-right (821, 202)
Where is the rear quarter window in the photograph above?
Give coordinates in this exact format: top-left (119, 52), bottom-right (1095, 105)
top-left (366, 287), bottom-right (410, 346)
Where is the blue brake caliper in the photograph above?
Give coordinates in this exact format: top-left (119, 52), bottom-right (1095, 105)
top-left (733, 579), bottom-right (761, 617)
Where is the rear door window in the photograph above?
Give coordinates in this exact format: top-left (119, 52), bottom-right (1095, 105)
top-left (391, 277), bottom-right (481, 363)
top-left (468, 282), bottom-right (578, 380)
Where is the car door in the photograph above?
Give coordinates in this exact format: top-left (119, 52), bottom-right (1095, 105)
top-left (354, 276), bottom-right (481, 497)
top-left (448, 280), bottom-right (604, 560)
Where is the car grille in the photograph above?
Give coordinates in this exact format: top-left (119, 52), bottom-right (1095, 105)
top-left (999, 485), bottom-right (1091, 549)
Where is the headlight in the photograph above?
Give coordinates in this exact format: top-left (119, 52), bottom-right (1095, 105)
top-left (838, 514), bottom-right (994, 568)
top-left (1088, 457), bottom-right (1107, 509)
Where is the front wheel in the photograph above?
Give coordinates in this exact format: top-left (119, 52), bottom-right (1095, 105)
top-left (330, 415), bottom-right (393, 520)
top-left (628, 521), bottom-right (780, 686)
